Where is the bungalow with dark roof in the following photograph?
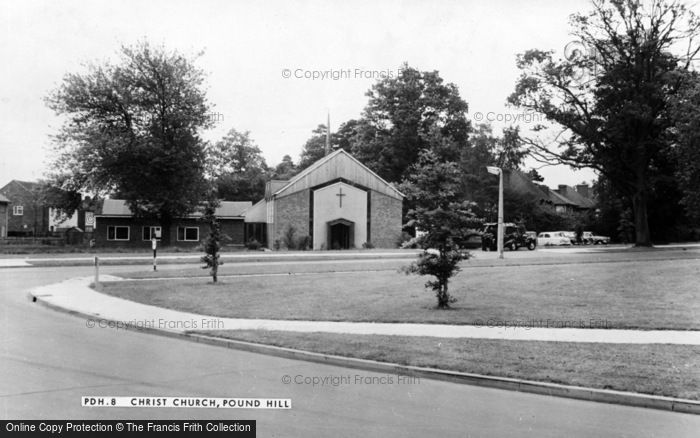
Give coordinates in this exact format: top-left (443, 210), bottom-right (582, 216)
top-left (94, 199), bottom-right (251, 247)
top-left (553, 185), bottom-right (596, 213)
top-left (502, 170), bottom-right (596, 215)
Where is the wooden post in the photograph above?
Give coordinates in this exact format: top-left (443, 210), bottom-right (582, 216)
top-left (152, 238), bottom-right (157, 271)
top-left (94, 256), bottom-right (100, 290)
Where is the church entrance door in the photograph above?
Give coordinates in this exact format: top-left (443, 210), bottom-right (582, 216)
top-left (327, 219), bottom-right (354, 250)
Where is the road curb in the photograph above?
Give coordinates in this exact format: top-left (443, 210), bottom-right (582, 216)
top-left (29, 290), bottom-right (700, 416)
top-left (4, 252), bottom-right (419, 268)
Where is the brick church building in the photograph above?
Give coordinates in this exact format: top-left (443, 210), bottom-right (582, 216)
top-left (244, 149), bottom-right (404, 250)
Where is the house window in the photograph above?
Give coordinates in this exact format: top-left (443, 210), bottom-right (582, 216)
top-left (142, 226), bottom-right (162, 241)
top-left (177, 226), bottom-right (199, 241)
top-left (107, 226), bottom-right (130, 241)
top-left (13, 205), bottom-right (23, 216)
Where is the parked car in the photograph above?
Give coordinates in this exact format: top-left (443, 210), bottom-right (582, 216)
top-left (481, 223), bottom-right (537, 251)
top-left (562, 231), bottom-right (578, 245)
top-left (582, 231), bottom-right (610, 245)
top-left (537, 231), bottom-right (572, 246)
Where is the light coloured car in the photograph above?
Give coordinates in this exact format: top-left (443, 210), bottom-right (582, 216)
top-left (537, 231), bottom-right (572, 246)
top-left (562, 231), bottom-right (578, 245)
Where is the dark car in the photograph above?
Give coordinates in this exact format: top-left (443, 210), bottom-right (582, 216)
top-left (582, 231), bottom-right (610, 245)
top-left (481, 223), bottom-right (537, 251)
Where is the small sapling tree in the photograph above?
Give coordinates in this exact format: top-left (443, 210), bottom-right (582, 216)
top-left (400, 150), bottom-right (483, 308)
top-left (200, 198), bottom-right (223, 283)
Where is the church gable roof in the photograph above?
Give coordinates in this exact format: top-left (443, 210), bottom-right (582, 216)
top-left (273, 149), bottom-right (404, 199)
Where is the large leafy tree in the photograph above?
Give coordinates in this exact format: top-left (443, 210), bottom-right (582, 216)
top-left (296, 119), bottom-right (372, 173)
top-left (271, 155), bottom-right (297, 180)
top-left (334, 119), bottom-right (363, 151)
top-left (349, 64), bottom-right (471, 182)
top-left (458, 123), bottom-right (529, 218)
top-left (672, 72), bottom-right (700, 222)
top-left (208, 128), bottom-right (269, 201)
top-left (509, 0), bottom-right (700, 246)
top-left (460, 123), bottom-right (498, 200)
top-left (400, 150), bottom-right (482, 309)
top-left (45, 42), bottom-right (212, 245)
top-left (494, 126), bottom-right (527, 170)
top-left (297, 124), bottom-right (336, 171)
top-left (37, 179), bottom-right (83, 223)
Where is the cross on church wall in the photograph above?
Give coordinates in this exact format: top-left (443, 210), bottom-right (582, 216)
top-left (336, 186), bottom-right (346, 207)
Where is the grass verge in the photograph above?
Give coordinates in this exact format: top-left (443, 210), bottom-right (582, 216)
top-left (116, 247), bottom-right (700, 279)
top-left (100, 257), bottom-right (700, 330)
top-left (198, 329), bottom-right (700, 400)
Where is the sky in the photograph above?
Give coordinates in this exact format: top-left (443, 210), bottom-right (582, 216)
top-left (0, 0), bottom-right (603, 190)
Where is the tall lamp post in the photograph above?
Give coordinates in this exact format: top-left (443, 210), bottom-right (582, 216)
top-left (486, 166), bottom-right (504, 259)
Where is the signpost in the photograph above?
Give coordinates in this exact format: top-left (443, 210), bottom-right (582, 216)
top-left (85, 212), bottom-right (95, 233)
top-left (152, 237), bottom-right (158, 271)
top-left (486, 166), bottom-right (504, 260)
top-left (94, 256), bottom-right (100, 290)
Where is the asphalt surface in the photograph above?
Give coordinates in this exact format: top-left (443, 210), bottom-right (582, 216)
top-left (2, 262), bottom-right (699, 437)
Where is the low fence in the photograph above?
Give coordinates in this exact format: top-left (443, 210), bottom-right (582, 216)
top-left (0, 236), bottom-right (66, 246)
top-left (0, 232), bottom-right (93, 246)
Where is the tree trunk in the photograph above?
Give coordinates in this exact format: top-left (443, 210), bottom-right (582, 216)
top-left (437, 281), bottom-right (450, 308)
top-left (631, 190), bottom-right (652, 247)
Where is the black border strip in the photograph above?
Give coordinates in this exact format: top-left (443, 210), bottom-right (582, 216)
top-left (309, 178), bottom-right (372, 249)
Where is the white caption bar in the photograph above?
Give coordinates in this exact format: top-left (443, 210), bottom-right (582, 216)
top-left (82, 396), bottom-right (291, 409)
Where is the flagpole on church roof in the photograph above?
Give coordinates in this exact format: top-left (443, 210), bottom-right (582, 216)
top-left (325, 111), bottom-right (331, 156)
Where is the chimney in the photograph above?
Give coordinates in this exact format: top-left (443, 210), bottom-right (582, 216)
top-left (557, 184), bottom-right (567, 194)
top-left (576, 184), bottom-right (590, 198)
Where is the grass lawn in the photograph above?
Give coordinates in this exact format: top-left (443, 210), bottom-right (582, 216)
top-left (100, 257), bottom-right (700, 330)
top-left (116, 247), bottom-right (700, 279)
top-left (199, 330), bottom-right (700, 400)
top-left (117, 258), bottom-right (411, 277)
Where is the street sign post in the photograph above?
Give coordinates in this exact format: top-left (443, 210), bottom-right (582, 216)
top-left (486, 166), bottom-right (504, 259)
top-left (85, 212), bottom-right (95, 233)
top-left (152, 238), bottom-right (157, 271)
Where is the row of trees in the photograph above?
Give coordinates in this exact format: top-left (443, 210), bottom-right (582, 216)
top-left (41, 41), bottom-right (529, 240)
top-left (42, 42), bottom-right (285, 245)
top-left (509, 0), bottom-right (700, 245)
top-left (232, 0), bottom-right (700, 249)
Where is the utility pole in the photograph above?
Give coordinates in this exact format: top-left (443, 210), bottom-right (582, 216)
top-left (486, 166), bottom-right (504, 259)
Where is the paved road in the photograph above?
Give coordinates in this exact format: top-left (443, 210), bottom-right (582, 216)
top-left (1, 264), bottom-right (699, 437)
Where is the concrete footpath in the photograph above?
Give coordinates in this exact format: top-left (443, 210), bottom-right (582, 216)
top-left (30, 276), bottom-right (700, 345)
